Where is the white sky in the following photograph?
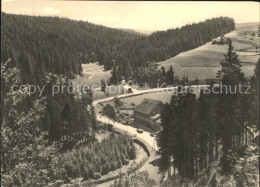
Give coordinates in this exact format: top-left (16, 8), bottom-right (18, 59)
top-left (2, 1), bottom-right (259, 32)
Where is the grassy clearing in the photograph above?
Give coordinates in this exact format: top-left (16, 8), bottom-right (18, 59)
top-left (73, 63), bottom-right (111, 87)
top-left (73, 62), bottom-right (126, 100)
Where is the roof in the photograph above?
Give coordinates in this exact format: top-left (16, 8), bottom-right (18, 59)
top-left (134, 99), bottom-right (163, 115)
top-left (142, 98), bottom-right (162, 105)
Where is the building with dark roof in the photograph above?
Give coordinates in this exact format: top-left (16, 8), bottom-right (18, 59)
top-left (134, 98), bottom-right (163, 130)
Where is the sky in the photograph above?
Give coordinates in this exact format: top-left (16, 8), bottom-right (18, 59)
top-left (2, 1), bottom-right (259, 32)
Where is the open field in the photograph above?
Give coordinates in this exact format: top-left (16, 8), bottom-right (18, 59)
top-left (73, 62), bottom-right (111, 86)
top-left (73, 62), bottom-right (121, 100)
top-left (158, 22), bottom-right (259, 80)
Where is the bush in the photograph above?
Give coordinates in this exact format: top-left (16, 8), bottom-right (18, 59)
top-left (82, 166), bottom-right (89, 180)
top-left (123, 159), bottom-right (130, 165)
top-left (94, 172), bottom-right (101, 180)
top-left (129, 147), bottom-right (137, 160)
top-left (65, 177), bottom-right (72, 184)
top-left (197, 175), bottom-right (208, 186)
top-left (60, 168), bottom-right (68, 180)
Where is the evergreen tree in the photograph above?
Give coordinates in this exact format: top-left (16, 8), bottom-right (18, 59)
top-left (216, 41), bottom-right (245, 174)
top-left (217, 41), bottom-right (245, 86)
top-left (114, 96), bottom-right (123, 112)
top-left (166, 65), bottom-right (174, 85)
top-left (102, 104), bottom-right (116, 120)
top-left (161, 66), bottom-right (166, 76)
top-left (157, 103), bottom-right (172, 171)
top-left (100, 79), bottom-right (106, 93)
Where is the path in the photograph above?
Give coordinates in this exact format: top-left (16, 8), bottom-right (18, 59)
top-left (93, 84), bottom-right (209, 186)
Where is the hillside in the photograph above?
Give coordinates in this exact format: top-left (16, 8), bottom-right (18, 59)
top-left (116, 17), bottom-right (235, 76)
top-left (69, 17), bottom-right (236, 86)
top-left (96, 17), bottom-right (236, 83)
top-left (1, 13), bottom-right (235, 83)
top-left (1, 13), bottom-right (143, 78)
top-left (158, 22), bottom-right (260, 80)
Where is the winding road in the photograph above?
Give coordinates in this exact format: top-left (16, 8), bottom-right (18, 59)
top-left (93, 84), bottom-right (208, 186)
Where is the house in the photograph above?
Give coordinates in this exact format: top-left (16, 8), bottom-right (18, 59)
top-left (134, 98), bottom-right (164, 130)
top-left (212, 35), bottom-right (231, 45)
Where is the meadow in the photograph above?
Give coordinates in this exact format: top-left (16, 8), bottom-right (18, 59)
top-left (73, 63), bottom-right (111, 87)
top-left (158, 22), bottom-right (259, 80)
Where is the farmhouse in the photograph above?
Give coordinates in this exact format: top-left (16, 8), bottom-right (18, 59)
top-left (212, 35), bottom-right (231, 45)
top-left (134, 99), bottom-right (164, 130)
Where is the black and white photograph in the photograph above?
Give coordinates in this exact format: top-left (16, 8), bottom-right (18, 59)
top-left (1, 1), bottom-right (259, 186)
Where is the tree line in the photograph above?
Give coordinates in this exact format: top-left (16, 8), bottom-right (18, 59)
top-left (1, 13), bottom-right (142, 78)
top-left (157, 42), bottom-right (259, 180)
top-left (2, 13), bottom-right (234, 83)
top-left (1, 13), bottom-right (138, 186)
top-left (110, 17), bottom-right (235, 82)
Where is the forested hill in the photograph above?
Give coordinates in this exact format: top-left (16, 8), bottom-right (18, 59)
top-left (111, 17), bottom-right (235, 81)
top-left (142, 17), bottom-right (235, 61)
top-left (1, 13), bottom-right (143, 79)
top-left (1, 13), bottom-right (235, 82)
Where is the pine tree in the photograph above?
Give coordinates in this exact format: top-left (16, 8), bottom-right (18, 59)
top-left (217, 41), bottom-right (245, 86)
top-left (161, 66), bottom-right (166, 76)
top-left (102, 104), bottom-right (116, 120)
top-left (100, 79), bottom-right (106, 93)
top-left (157, 103), bottom-right (172, 171)
top-left (114, 96), bottom-right (123, 112)
top-left (110, 66), bottom-right (119, 85)
top-left (217, 41), bottom-right (245, 174)
top-left (166, 65), bottom-right (174, 85)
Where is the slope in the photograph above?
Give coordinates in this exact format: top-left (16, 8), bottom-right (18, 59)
top-left (158, 22), bottom-right (260, 80)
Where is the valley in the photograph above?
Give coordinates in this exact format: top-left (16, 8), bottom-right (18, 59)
top-left (76, 22), bottom-right (259, 87)
top-left (1, 5), bottom-right (259, 187)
